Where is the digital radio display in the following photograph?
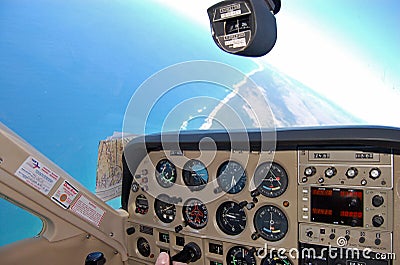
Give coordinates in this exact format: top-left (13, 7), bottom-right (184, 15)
top-left (311, 187), bottom-right (363, 227)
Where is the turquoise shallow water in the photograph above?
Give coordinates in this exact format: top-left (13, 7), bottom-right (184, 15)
top-left (0, 0), bottom-right (258, 246)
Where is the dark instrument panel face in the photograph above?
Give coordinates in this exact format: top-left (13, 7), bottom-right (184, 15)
top-left (310, 187), bottom-right (363, 227)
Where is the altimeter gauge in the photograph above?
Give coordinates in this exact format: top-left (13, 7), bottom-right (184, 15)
top-left (216, 201), bottom-right (247, 236)
top-left (217, 161), bottom-right (247, 194)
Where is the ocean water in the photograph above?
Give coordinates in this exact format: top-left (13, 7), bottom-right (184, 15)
top-left (0, 0), bottom-right (259, 246)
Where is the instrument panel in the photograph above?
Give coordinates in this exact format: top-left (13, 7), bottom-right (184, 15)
top-left (127, 150), bottom-right (298, 265)
top-left (123, 128), bottom-right (398, 265)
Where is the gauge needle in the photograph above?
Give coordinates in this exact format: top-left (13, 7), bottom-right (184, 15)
top-left (269, 212), bottom-right (274, 231)
top-left (225, 214), bottom-right (237, 219)
top-left (232, 256), bottom-right (237, 265)
top-left (270, 171), bottom-right (282, 185)
top-left (162, 205), bottom-right (173, 212)
top-left (231, 176), bottom-right (237, 187)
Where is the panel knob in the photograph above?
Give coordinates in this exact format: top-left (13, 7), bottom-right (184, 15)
top-left (372, 195), bottom-right (384, 207)
top-left (325, 167), bottom-right (337, 178)
top-left (369, 168), bottom-right (381, 180)
top-left (346, 167), bottom-right (358, 178)
top-left (304, 166), bottom-right (316, 177)
top-left (372, 215), bottom-right (384, 227)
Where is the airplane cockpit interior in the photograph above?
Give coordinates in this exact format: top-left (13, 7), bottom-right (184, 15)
top-left (0, 1), bottom-right (399, 265)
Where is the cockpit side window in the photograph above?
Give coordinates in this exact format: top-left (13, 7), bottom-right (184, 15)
top-left (0, 197), bottom-right (43, 246)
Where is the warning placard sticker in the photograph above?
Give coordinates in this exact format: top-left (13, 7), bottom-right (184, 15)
top-left (51, 180), bottom-right (79, 209)
top-left (70, 195), bottom-right (105, 227)
top-left (15, 156), bottom-right (60, 195)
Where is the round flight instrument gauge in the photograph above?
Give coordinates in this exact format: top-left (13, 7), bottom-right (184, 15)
top-left (183, 159), bottom-right (209, 191)
top-left (262, 251), bottom-right (293, 265)
top-left (216, 201), bottom-right (247, 235)
top-left (155, 159), bottom-right (177, 188)
top-left (254, 162), bottom-right (288, 198)
top-left (182, 198), bottom-right (208, 229)
top-left (154, 194), bottom-right (176, 223)
top-left (226, 246), bottom-right (256, 265)
top-left (217, 161), bottom-right (247, 194)
top-left (137, 237), bottom-right (151, 257)
top-left (135, 194), bottom-right (149, 215)
top-left (254, 205), bottom-right (288, 241)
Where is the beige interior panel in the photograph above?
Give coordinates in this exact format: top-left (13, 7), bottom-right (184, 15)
top-left (0, 235), bottom-right (123, 265)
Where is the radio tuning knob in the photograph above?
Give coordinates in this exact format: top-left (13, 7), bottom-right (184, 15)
top-left (372, 215), bottom-right (384, 227)
top-left (369, 168), bottom-right (381, 180)
top-left (346, 167), bottom-right (358, 178)
top-left (372, 195), bottom-right (384, 207)
top-left (325, 167), bottom-right (337, 178)
top-left (304, 166), bottom-right (316, 177)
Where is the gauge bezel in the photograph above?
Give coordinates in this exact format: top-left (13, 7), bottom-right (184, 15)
top-left (216, 160), bottom-right (247, 194)
top-left (154, 194), bottom-right (176, 223)
top-left (216, 201), bottom-right (247, 236)
top-left (135, 194), bottom-right (149, 215)
top-left (254, 162), bottom-right (289, 198)
top-left (155, 159), bottom-right (177, 188)
top-left (261, 251), bottom-right (293, 265)
top-left (182, 159), bottom-right (209, 191)
top-left (182, 198), bottom-right (208, 229)
top-left (226, 246), bottom-right (256, 265)
top-left (137, 237), bottom-right (151, 257)
top-left (253, 204), bottom-right (289, 242)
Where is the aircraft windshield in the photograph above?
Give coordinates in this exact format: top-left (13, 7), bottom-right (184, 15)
top-left (0, 0), bottom-right (399, 191)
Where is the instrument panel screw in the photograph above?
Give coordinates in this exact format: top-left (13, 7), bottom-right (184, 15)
top-left (86, 234), bottom-right (91, 239)
top-left (0, 157), bottom-right (3, 165)
top-left (109, 232), bottom-right (114, 237)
